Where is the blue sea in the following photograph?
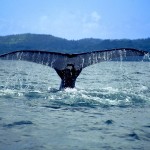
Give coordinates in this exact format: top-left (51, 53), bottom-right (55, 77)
top-left (0, 60), bottom-right (150, 150)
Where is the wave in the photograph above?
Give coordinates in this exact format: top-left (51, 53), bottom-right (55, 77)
top-left (0, 85), bottom-right (149, 109)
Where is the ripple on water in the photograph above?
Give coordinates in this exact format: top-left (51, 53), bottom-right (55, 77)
top-left (3, 121), bottom-right (33, 128)
top-left (126, 132), bottom-right (140, 141)
top-left (105, 120), bottom-right (114, 125)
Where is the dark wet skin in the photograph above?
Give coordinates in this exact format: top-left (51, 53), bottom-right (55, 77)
top-left (55, 64), bottom-right (82, 90)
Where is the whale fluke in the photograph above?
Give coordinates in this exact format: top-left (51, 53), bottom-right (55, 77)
top-left (0, 48), bottom-right (149, 89)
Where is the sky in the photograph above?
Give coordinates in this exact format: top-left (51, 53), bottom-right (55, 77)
top-left (0, 0), bottom-right (150, 40)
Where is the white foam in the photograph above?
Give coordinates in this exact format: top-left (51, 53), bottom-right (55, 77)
top-left (0, 89), bottom-right (23, 97)
top-left (64, 88), bottom-right (78, 93)
top-left (140, 85), bottom-right (148, 91)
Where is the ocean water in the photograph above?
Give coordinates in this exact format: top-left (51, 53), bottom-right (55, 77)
top-left (0, 60), bottom-right (150, 150)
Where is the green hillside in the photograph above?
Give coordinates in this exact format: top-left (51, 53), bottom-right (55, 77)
top-left (0, 33), bottom-right (150, 54)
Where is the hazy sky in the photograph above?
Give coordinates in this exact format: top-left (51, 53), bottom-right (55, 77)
top-left (0, 0), bottom-right (150, 39)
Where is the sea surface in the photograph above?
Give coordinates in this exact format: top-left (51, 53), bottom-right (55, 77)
top-left (0, 60), bottom-right (150, 150)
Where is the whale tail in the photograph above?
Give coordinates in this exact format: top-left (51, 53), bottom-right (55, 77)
top-left (0, 48), bottom-right (149, 89)
top-left (55, 64), bottom-right (82, 90)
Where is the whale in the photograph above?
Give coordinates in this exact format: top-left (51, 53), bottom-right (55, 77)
top-left (0, 48), bottom-right (149, 90)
